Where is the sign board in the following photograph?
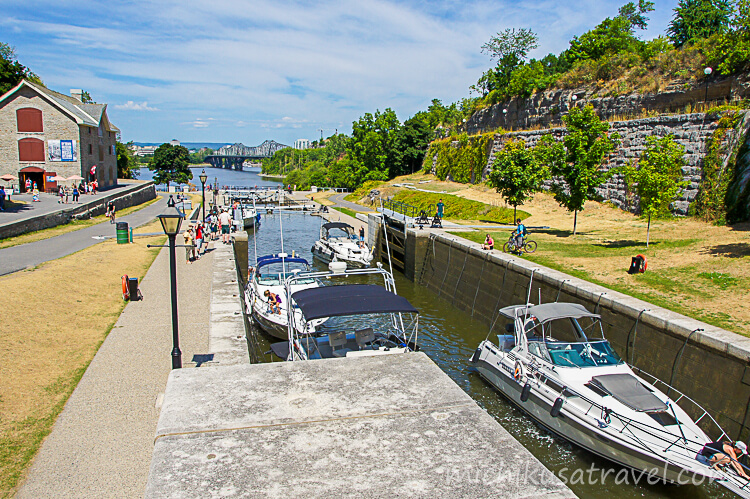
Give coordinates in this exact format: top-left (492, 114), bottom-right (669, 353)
top-left (48, 140), bottom-right (77, 162)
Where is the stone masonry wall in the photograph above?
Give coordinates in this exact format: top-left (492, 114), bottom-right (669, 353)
top-left (415, 231), bottom-right (750, 442)
top-left (481, 112), bottom-right (742, 215)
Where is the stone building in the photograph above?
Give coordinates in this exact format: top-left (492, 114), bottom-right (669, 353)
top-left (0, 79), bottom-right (119, 192)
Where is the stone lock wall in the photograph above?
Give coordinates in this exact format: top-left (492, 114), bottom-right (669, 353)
top-left (482, 113), bottom-right (735, 215)
top-left (415, 231), bottom-right (750, 441)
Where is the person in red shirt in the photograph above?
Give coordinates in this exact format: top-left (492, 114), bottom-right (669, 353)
top-left (195, 222), bottom-right (204, 259)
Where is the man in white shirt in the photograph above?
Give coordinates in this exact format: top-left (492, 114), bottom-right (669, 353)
top-left (218, 209), bottom-right (233, 244)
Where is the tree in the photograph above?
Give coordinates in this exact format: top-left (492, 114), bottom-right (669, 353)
top-left (116, 141), bottom-right (139, 179)
top-left (480, 28), bottom-right (539, 95)
top-left (487, 139), bottom-right (547, 221)
top-left (149, 143), bottom-right (191, 188)
top-left (80, 91), bottom-right (93, 103)
top-left (0, 42), bottom-right (42, 94)
top-left (618, 0), bottom-right (655, 30)
top-left (535, 105), bottom-right (621, 234)
top-left (622, 136), bottom-right (687, 247)
top-left (667, 0), bottom-right (733, 47)
top-left (392, 115), bottom-right (432, 177)
top-left (347, 108), bottom-right (401, 181)
top-left (566, 15), bottom-right (644, 63)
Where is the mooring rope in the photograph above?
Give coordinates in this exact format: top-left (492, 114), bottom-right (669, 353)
top-left (471, 252), bottom-right (490, 317)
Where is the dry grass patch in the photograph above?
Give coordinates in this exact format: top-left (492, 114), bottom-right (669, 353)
top-left (0, 234), bottom-right (164, 497)
top-left (0, 197), bottom-right (159, 249)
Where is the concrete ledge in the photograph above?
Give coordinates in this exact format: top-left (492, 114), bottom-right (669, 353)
top-left (146, 353), bottom-right (575, 498)
top-left (208, 241), bottom-right (248, 366)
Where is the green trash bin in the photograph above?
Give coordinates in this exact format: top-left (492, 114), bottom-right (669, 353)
top-left (116, 222), bottom-right (129, 244)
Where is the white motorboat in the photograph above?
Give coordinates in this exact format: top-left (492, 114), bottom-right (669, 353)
top-left (244, 253), bottom-right (327, 340)
top-left (269, 263), bottom-right (419, 361)
top-left (242, 204), bottom-right (260, 230)
top-left (469, 301), bottom-right (750, 496)
top-left (311, 222), bottom-right (372, 268)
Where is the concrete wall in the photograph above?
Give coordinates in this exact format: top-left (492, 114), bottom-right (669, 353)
top-left (0, 182), bottom-right (156, 239)
top-left (415, 231), bottom-right (750, 441)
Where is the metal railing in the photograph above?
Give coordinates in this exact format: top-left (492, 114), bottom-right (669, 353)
top-left (381, 198), bottom-right (427, 220)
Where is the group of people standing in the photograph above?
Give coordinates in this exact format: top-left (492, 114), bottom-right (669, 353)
top-left (183, 220), bottom-right (211, 263)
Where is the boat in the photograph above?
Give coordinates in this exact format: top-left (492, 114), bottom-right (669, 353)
top-left (469, 301), bottom-right (750, 495)
top-left (269, 263), bottom-right (419, 361)
top-left (311, 221), bottom-right (372, 268)
top-left (244, 253), bottom-right (327, 339)
top-left (241, 204), bottom-right (260, 230)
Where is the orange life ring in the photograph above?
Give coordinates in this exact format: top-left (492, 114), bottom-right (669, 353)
top-left (636, 254), bottom-right (648, 273)
top-left (122, 275), bottom-right (130, 300)
top-left (514, 361), bottom-right (525, 382)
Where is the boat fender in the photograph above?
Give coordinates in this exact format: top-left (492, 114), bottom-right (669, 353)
top-left (513, 361), bottom-right (525, 383)
top-left (470, 347), bottom-right (482, 364)
top-left (520, 382), bottom-right (531, 402)
top-left (122, 275), bottom-right (130, 301)
top-left (550, 397), bottom-right (564, 418)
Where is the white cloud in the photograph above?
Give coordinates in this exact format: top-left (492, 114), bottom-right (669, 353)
top-left (114, 100), bottom-right (159, 111)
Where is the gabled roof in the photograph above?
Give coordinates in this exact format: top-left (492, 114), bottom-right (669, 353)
top-left (0, 79), bottom-right (118, 132)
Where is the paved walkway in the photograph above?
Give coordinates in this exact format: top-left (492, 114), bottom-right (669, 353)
top-left (0, 181), bottom-right (146, 223)
top-left (15, 237), bottom-right (232, 498)
top-left (0, 194), bottom-right (169, 276)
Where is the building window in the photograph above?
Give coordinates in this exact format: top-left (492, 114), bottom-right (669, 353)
top-left (18, 138), bottom-right (45, 161)
top-left (99, 145), bottom-right (104, 161)
top-left (16, 108), bottom-right (43, 132)
top-left (89, 144), bottom-right (93, 155)
top-left (88, 128), bottom-right (91, 134)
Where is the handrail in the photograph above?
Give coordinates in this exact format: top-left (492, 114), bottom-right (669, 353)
top-left (382, 197), bottom-right (421, 220)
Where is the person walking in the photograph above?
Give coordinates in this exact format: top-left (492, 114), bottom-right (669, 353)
top-left (194, 222), bottom-right (204, 259)
top-left (72, 186), bottom-right (79, 203)
top-left (218, 209), bottom-right (232, 244)
top-left (0, 185), bottom-right (5, 211)
top-left (25, 178), bottom-right (31, 193)
top-left (59, 187), bottom-right (65, 204)
top-left (183, 226), bottom-right (195, 263)
top-left (436, 199), bottom-right (445, 219)
top-left (64, 186), bottom-right (69, 204)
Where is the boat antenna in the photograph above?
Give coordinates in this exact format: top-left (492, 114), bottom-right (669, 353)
top-left (252, 195), bottom-right (258, 266)
top-left (379, 197), bottom-right (397, 293)
top-left (524, 269), bottom-right (537, 316)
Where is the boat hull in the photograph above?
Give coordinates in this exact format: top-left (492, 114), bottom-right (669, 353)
top-left (471, 353), bottom-right (715, 484)
top-left (311, 242), bottom-right (371, 268)
top-left (251, 308), bottom-right (289, 339)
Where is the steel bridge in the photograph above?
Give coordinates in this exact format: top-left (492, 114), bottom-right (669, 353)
top-left (204, 139), bottom-right (290, 170)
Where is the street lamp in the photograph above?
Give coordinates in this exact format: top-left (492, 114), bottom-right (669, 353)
top-left (704, 67), bottom-right (713, 102)
top-left (199, 169), bottom-right (208, 223)
top-left (157, 195), bottom-right (185, 369)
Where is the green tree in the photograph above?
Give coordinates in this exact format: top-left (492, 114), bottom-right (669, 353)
top-left (707, 0), bottom-right (750, 74)
top-left (618, 0), bottom-right (655, 30)
top-left (81, 91), bottom-right (93, 103)
top-left (480, 28), bottom-right (539, 95)
top-left (622, 136), bottom-right (687, 247)
top-left (667, 0), bottom-right (733, 47)
top-left (149, 143), bottom-right (191, 188)
top-left (116, 141), bottom-right (139, 179)
top-left (392, 116), bottom-right (432, 177)
top-left (535, 104), bottom-right (621, 234)
top-left (347, 108), bottom-right (401, 180)
top-left (566, 15), bottom-right (644, 63)
top-left (487, 139), bottom-right (547, 221)
top-left (0, 42), bottom-right (42, 94)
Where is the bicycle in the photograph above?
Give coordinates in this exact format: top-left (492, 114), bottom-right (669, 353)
top-left (503, 235), bottom-right (537, 254)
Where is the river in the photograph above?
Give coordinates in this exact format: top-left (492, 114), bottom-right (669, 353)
top-left (136, 165), bottom-right (280, 189)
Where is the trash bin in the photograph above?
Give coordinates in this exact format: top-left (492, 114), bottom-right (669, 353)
top-left (116, 222), bottom-right (129, 244)
top-left (128, 277), bottom-right (140, 301)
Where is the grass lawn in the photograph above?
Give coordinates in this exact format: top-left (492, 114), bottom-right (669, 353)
top-left (331, 206), bottom-right (357, 218)
top-left (0, 197), bottom-right (159, 249)
top-left (0, 221), bottom-right (165, 497)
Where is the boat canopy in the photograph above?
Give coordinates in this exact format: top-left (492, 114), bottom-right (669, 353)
top-left (499, 303), bottom-right (600, 324)
top-left (292, 284), bottom-right (418, 321)
top-left (322, 222), bottom-right (353, 231)
top-left (257, 256), bottom-right (309, 269)
top-left (590, 373), bottom-right (668, 413)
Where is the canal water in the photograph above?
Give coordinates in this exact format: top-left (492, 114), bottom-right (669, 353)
top-left (243, 210), bottom-right (729, 499)
top-left (136, 165), bottom-right (279, 190)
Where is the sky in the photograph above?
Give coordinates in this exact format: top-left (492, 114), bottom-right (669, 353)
top-left (1, 0), bottom-right (680, 148)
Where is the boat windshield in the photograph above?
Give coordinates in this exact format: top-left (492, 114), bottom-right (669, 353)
top-left (546, 340), bottom-right (623, 367)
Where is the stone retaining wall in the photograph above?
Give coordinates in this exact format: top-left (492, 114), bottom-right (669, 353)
top-left (415, 231), bottom-right (750, 441)
top-left (0, 182), bottom-right (156, 239)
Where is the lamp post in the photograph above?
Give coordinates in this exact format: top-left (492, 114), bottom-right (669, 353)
top-left (704, 67), bottom-right (713, 102)
top-left (199, 169), bottom-right (207, 223)
top-left (157, 195), bottom-right (185, 369)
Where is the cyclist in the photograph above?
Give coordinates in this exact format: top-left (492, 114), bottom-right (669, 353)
top-left (512, 218), bottom-right (527, 251)
top-left (107, 200), bottom-right (116, 224)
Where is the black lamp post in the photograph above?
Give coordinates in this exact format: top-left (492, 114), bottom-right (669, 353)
top-left (704, 67), bottom-right (713, 102)
top-left (157, 195), bottom-right (184, 369)
top-left (199, 169), bottom-right (208, 223)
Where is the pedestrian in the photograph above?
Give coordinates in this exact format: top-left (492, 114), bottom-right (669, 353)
top-left (218, 209), bottom-right (232, 244)
top-left (183, 226), bottom-right (194, 263)
top-left (32, 181), bottom-right (38, 192)
top-left (25, 178), bottom-right (31, 193)
top-left (194, 222), bottom-right (204, 259)
top-left (0, 185), bottom-right (5, 211)
top-left (72, 186), bottom-right (80, 203)
top-left (92, 180), bottom-right (98, 194)
top-left (359, 225), bottom-right (365, 248)
top-left (59, 187), bottom-right (65, 204)
top-left (64, 186), bottom-right (69, 204)
top-left (436, 198), bottom-right (445, 219)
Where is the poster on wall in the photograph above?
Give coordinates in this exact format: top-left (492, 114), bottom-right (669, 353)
top-left (47, 140), bottom-right (77, 162)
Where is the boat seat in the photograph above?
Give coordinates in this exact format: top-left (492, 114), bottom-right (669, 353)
top-left (355, 328), bottom-right (375, 349)
top-left (329, 331), bottom-right (353, 357)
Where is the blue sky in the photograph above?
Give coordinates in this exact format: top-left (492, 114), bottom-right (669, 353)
top-left (2, 0), bottom-right (679, 147)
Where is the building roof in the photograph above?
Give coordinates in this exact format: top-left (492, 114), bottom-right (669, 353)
top-left (0, 79), bottom-right (119, 132)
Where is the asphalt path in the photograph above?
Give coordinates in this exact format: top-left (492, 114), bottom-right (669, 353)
top-left (0, 194), bottom-right (170, 276)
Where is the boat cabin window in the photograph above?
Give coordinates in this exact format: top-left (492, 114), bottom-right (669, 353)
top-left (546, 340), bottom-right (623, 367)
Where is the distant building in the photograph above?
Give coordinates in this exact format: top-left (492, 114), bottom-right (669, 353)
top-left (170, 139), bottom-right (180, 146)
top-left (294, 139), bottom-right (311, 150)
top-left (128, 144), bottom-right (159, 157)
top-left (0, 79), bottom-right (119, 192)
